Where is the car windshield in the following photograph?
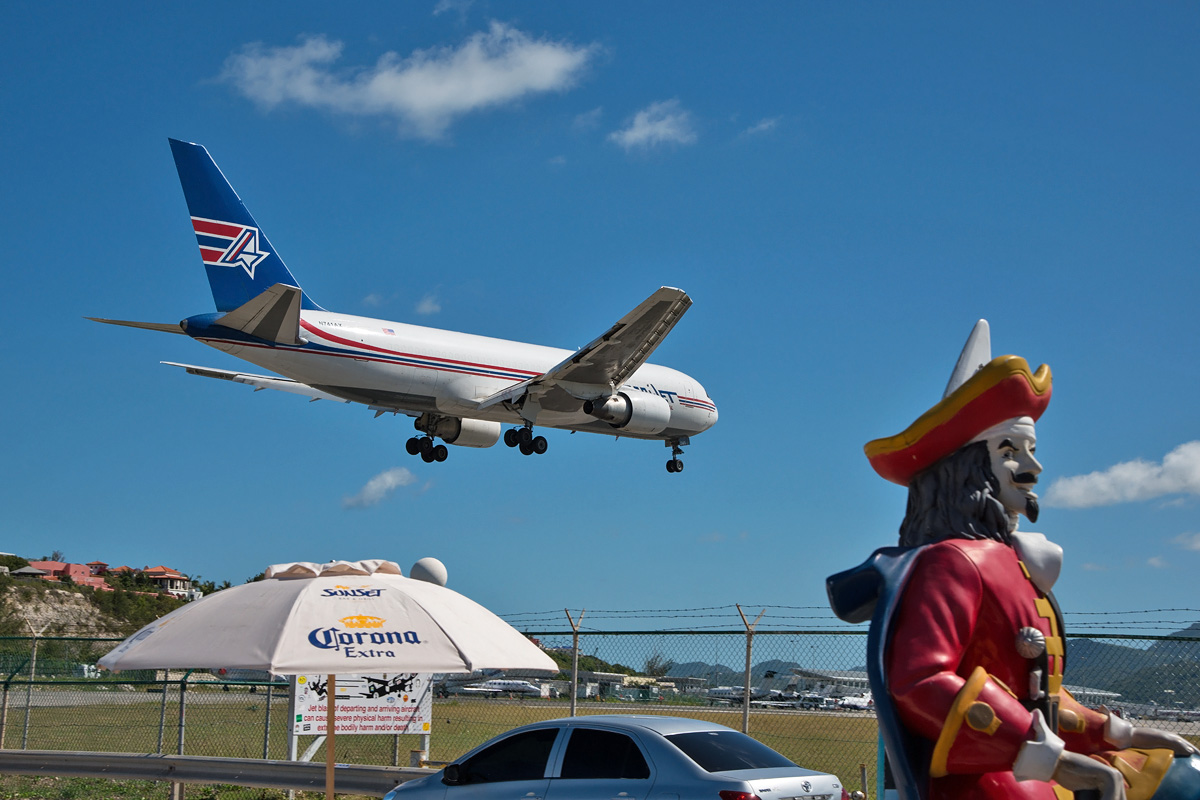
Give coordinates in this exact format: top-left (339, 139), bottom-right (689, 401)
top-left (666, 730), bottom-right (796, 772)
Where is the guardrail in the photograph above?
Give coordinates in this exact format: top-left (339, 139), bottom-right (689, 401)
top-left (0, 750), bottom-right (432, 796)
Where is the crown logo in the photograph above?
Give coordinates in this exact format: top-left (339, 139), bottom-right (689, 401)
top-left (340, 615), bottom-right (385, 629)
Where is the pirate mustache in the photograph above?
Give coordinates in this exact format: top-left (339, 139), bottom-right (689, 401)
top-left (1012, 472), bottom-right (1039, 485)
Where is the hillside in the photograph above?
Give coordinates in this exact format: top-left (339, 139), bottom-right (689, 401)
top-left (0, 578), bottom-right (185, 637)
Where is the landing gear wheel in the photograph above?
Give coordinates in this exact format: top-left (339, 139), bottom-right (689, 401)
top-left (519, 440), bottom-right (534, 456)
top-left (419, 437), bottom-right (434, 456)
top-left (517, 428), bottom-right (533, 446)
top-left (531, 436), bottom-right (548, 455)
top-left (405, 437), bottom-right (422, 456)
top-left (432, 444), bottom-right (448, 462)
top-left (503, 429), bottom-right (520, 448)
top-left (667, 458), bottom-right (684, 473)
top-left (421, 449), bottom-right (436, 463)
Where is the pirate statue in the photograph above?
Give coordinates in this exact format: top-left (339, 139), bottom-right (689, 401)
top-left (827, 321), bottom-right (1199, 800)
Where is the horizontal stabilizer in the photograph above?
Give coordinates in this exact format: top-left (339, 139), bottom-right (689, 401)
top-left (86, 318), bottom-right (185, 335)
top-left (214, 283), bottom-right (303, 345)
top-left (162, 362), bottom-right (349, 402)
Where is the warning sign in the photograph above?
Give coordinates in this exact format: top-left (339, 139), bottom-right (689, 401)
top-left (292, 673), bottom-right (432, 736)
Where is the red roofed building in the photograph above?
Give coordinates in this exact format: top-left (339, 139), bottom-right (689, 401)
top-left (26, 561), bottom-right (111, 591)
top-left (142, 565), bottom-right (192, 597)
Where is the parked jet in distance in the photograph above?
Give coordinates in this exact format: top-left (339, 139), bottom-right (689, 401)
top-left (458, 679), bottom-right (543, 697)
top-left (705, 685), bottom-right (773, 704)
top-left (91, 140), bottom-right (718, 473)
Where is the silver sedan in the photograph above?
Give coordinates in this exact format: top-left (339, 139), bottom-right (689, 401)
top-left (385, 714), bottom-right (850, 800)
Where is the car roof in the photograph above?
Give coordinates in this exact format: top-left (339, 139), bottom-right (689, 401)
top-left (528, 715), bottom-right (737, 736)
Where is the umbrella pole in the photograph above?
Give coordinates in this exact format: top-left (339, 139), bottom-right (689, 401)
top-left (326, 674), bottom-right (336, 800)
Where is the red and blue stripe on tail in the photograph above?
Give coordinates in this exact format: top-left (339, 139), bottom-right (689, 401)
top-left (168, 139), bottom-right (323, 313)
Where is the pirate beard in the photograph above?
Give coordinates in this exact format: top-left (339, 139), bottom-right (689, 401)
top-left (1025, 495), bottom-right (1040, 524)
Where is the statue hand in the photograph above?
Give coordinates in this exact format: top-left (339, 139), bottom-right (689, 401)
top-left (1051, 750), bottom-right (1127, 800)
top-left (1130, 726), bottom-right (1200, 756)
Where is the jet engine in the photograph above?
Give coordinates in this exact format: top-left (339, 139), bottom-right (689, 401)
top-left (417, 415), bottom-right (502, 448)
top-left (582, 392), bottom-right (671, 435)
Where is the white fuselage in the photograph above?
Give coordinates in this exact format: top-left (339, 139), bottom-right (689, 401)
top-left (195, 309), bottom-right (718, 441)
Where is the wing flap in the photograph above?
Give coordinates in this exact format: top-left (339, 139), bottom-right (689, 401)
top-left (546, 287), bottom-right (691, 388)
top-left (474, 287), bottom-right (692, 413)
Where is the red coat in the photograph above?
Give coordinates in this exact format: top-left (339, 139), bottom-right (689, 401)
top-left (885, 538), bottom-right (1126, 800)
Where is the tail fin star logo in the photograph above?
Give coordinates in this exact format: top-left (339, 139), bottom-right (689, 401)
top-left (190, 216), bottom-right (270, 279)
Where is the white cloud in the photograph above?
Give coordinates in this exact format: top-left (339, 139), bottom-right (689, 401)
top-left (573, 107), bottom-right (603, 130)
top-left (1043, 441), bottom-right (1200, 508)
top-left (221, 23), bottom-right (598, 140)
top-left (1172, 532), bottom-right (1200, 551)
top-left (742, 116), bottom-right (780, 136)
top-left (432, 0), bottom-right (472, 16)
top-left (343, 467), bottom-right (418, 508)
top-left (362, 292), bottom-right (386, 308)
top-left (416, 294), bottom-right (441, 315)
top-left (608, 99), bottom-right (697, 150)
top-left (1148, 556), bottom-right (1167, 568)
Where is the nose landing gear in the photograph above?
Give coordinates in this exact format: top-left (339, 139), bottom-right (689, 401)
top-left (504, 426), bottom-right (548, 456)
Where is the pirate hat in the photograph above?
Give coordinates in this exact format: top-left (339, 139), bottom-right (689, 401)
top-left (864, 320), bottom-right (1052, 486)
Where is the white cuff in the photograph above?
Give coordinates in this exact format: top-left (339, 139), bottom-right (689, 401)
top-left (1014, 709), bottom-right (1066, 782)
top-left (1103, 707), bottom-right (1134, 749)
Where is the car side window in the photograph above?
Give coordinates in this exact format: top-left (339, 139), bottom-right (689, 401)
top-left (461, 728), bottom-right (559, 784)
top-left (559, 728), bottom-right (650, 779)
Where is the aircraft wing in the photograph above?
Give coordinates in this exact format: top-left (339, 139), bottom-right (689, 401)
top-left (477, 286), bottom-right (692, 410)
top-left (161, 362), bottom-right (350, 403)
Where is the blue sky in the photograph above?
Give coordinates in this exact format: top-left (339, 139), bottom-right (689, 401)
top-left (3, 3), bottom-right (1198, 635)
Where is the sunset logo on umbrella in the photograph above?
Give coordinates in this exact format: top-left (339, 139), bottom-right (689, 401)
top-left (322, 585), bottom-right (384, 598)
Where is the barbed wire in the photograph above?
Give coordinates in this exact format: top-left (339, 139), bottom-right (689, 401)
top-left (500, 606), bottom-right (1200, 634)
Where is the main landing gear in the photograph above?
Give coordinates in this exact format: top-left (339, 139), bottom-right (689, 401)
top-left (666, 437), bottom-right (690, 474)
top-left (503, 426), bottom-right (548, 457)
top-left (405, 436), bottom-right (448, 463)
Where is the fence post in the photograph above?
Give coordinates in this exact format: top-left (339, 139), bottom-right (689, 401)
top-left (0, 678), bottom-right (9, 750)
top-left (177, 672), bottom-right (189, 755)
top-left (262, 681), bottom-right (274, 760)
top-left (736, 605), bottom-right (765, 735)
top-left (565, 609), bottom-right (583, 717)
top-left (21, 635), bottom-right (39, 749)
top-left (158, 670), bottom-right (168, 754)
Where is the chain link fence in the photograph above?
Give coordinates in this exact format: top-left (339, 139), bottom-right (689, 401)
top-left (2, 629), bottom-right (1197, 797)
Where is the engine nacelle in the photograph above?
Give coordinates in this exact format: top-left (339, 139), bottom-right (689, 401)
top-left (419, 416), bottom-right (501, 448)
top-left (582, 391), bottom-right (672, 435)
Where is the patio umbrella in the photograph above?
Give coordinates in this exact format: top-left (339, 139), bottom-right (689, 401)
top-left (99, 558), bottom-right (556, 798)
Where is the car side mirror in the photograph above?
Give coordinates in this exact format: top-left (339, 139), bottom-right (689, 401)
top-left (442, 764), bottom-right (463, 786)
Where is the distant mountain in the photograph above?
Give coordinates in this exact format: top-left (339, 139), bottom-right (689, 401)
top-left (1066, 622), bottom-right (1200, 707)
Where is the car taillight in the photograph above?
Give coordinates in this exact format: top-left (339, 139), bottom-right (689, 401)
top-left (718, 792), bottom-right (760, 800)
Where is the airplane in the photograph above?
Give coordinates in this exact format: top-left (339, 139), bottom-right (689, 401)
top-left (837, 692), bottom-right (874, 711)
top-left (89, 139), bottom-right (718, 473)
top-left (458, 679), bottom-right (543, 697)
top-left (705, 685), bottom-right (773, 705)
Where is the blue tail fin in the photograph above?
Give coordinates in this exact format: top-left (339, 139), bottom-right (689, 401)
top-left (169, 139), bottom-right (323, 313)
